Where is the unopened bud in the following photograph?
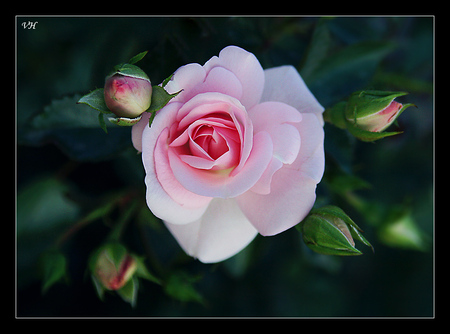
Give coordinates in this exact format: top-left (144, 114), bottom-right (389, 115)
top-left (90, 243), bottom-right (137, 291)
top-left (345, 90), bottom-right (413, 132)
top-left (104, 65), bottom-right (152, 118)
top-left (298, 206), bottom-right (373, 256)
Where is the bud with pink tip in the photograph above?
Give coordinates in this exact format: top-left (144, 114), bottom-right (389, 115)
top-left (104, 64), bottom-right (152, 118)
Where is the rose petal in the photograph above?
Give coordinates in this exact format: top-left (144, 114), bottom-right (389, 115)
top-left (142, 103), bottom-right (212, 225)
top-left (203, 46), bottom-right (265, 110)
top-left (164, 63), bottom-right (206, 103)
top-left (248, 101), bottom-right (302, 164)
top-left (168, 131), bottom-right (273, 198)
top-left (164, 198), bottom-right (258, 263)
top-left (131, 111), bottom-right (151, 152)
top-left (261, 65), bottom-right (325, 125)
top-left (237, 113), bottom-right (325, 236)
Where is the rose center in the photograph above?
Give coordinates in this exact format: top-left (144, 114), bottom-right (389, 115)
top-left (169, 112), bottom-right (242, 171)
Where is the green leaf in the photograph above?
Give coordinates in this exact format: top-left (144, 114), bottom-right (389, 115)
top-left (77, 88), bottom-right (111, 114)
top-left (311, 41), bottom-right (396, 83)
top-left (299, 17), bottom-right (333, 82)
top-left (128, 51), bottom-right (148, 65)
top-left (164, 271), bottom-right (204, 305)
top-left (38, 249), bottom-right (68, 294)
top-left (19, 94), bottom-right (132, 161)
top-left (307, 40), bottom-right (396, 106)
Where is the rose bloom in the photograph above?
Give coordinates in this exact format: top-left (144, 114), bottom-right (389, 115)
top-left (132, 46), bottom-right (325, 263)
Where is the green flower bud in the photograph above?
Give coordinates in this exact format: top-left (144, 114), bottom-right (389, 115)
top-left (298, 206), bottom-right (373, 256)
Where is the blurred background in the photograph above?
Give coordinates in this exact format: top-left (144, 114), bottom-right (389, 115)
top-left (16, 16), bottom-right (433, 317)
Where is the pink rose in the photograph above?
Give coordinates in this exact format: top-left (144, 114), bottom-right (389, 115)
top-left (132, 46), bottom-right (325, 263)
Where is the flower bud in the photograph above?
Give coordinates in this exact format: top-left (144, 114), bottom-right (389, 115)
top-left (90, 243), bottom-right (137, 291)
top-left (104, 71), bottom-right (152, 118)
top-left (345, 90), bottom-right (411, 132)
top-left (298, 206), bottom-right (373, 256)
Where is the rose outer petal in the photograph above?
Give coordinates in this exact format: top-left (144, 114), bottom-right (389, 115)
top-left (237, 113), bottom-right (325, 236)
top-left (164, 198), bottom-right (258, 263)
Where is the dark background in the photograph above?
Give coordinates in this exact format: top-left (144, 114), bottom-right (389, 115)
top-left (16, 16), bottom-right (433, 317)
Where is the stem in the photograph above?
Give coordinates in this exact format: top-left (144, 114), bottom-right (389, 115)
top-left (107, 200), bottom-right (138, 242)
top-left (136, 218), bottom-right (164, 278)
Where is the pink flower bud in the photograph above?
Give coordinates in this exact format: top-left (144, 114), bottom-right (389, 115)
top-left (351, 100), bottom-right (403, 132)
top-left (104, 74), bottom-right (152, 118)
top-left (345, 90), bottom-right (412, 133)
top-left (91, 244), bottom-right (138, 291)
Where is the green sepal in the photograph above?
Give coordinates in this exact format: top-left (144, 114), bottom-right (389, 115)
top-left (133, 255), bottom-right (161, 285)
top-left (297, 205), bottom-right (373, 256)
top-left (346, 121), bottom-right (402, 142)
top-left (312, 206), bottom-right (374, 253)
top-left (117, 276), bottom-right (139, 307)
top-left (110, 63), bottom-right (150, 82)
top-left (147, 85), bottom-right (182, 113)
top-left (91, 274), bottom-right (106, 301)
top-left (300, 214), bottom-right (362, 256)
top-left (145, 85), bottom-right (182, 128)
top-left (108, 114), bottom-right (143, 126)
top-left (77, 88), bottom-right (111, 114)
top-left (128, 51), bottom-right (148, 65)
top-left (323, 101), bottom-right (347, 129)
top-left (345, 90), bottom-right (408, 120)
top-left (88, 242), bottom-right (128, 274)
top-left (98, 113), bottom-right (108, 133)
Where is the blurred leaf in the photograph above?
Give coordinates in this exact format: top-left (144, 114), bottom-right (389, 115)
top-left (299, 17), bottom-right (333, 82)
top-left (324, 163), bottom-right (371, 195)
top-left (19, 95), bottom-right (131, 161)
top-left (378, 207), bottom-right (430, 251)
top-left (134, 256), bottom-right (161, 285)
top-left (17, 177), bottom-right (80, 237)
top-left (17, 177), bottom-right (80, 288)
top-left (308, 41), bottom-right (396, 106)
top-left (164, 271), bottom-right (204, 305)
top-left (38, 249), bottom-right (68, 294)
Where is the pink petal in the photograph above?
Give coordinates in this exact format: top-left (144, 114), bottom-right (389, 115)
top-left (131, 111), bottom-right (151, 152)
top-left (237, 113), bottom-right (325, 236)
top-left (142, 103), bottom-right (212, 225)
top-left (246, 101), bottom-right (302, 194)
top-left (164, 198), bottom-right (258, 263)
top-left (261, 65), bottom-right (325, 125)
top-left (164, 63), bottom-right (206, 103)
top-left (168, 131), bottom-right (273, 198)
top-left (249, 101), bottom-right (302, 164)
top-left (203, 46), bottom-right (265, 110)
